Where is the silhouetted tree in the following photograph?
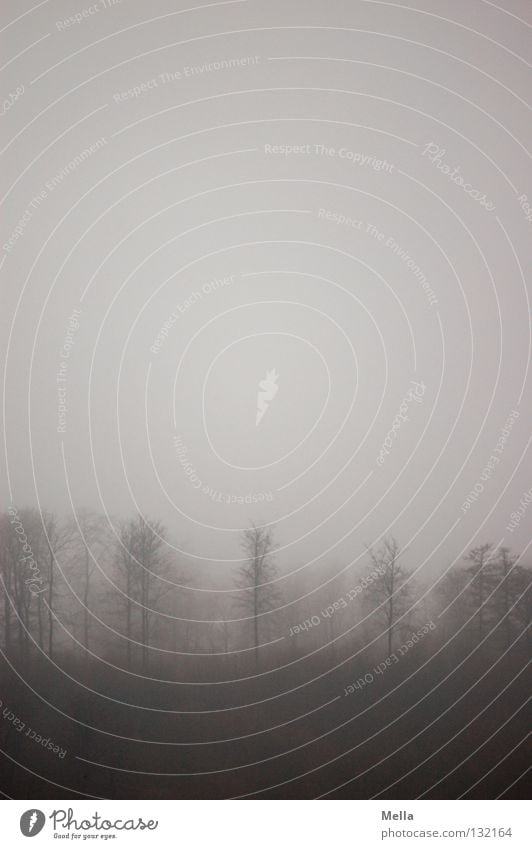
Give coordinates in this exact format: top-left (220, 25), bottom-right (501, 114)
top-left (463, 543), bottom-right (497, 643)
top-left (42, 511), bottom-right (74, 660)
top-left (234, 524), bottom-right (281, 667)
top-left (366, 536), bottom-right (413, 655)
top-left (114, 514), bottom-right (171, 671)
top-left (0, 508), bottom-right (48, 660)
top-left (494, 547), bottom-right (518, 648)
top-left (67, 510), bottom-right (110, 658)
top-left (509, 564), bottom-right (532, 653)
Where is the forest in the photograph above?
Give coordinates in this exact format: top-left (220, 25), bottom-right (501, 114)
top-left (0, 508), bottom-right (530, 799)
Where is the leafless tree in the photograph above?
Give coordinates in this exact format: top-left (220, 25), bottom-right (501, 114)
top-left (66, 510), bottom-right (110, 658)
top-left (234, 524), bottom-right (281, 667)
top-left (516, 568), bottom-right (532, 652)
top-left (114, 513), bottom-right (172, 671)
top-left (41, 511), bottom-right (74, 660)
top-left (494, 547), bottom-right (519, 648)
top-left (501, 560), bottom-right (532, 653)
top-left (0, 508), bottom-right (49, 660)
top-left (463, 543), bottom-right (497, 643)
top-left (366, 536), bottom-right (413, 656)
top-left (0, 512), bottom-right (29, 657)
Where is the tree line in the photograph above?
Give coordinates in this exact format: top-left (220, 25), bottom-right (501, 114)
top-left (1, 508), bottom-right (530, 673)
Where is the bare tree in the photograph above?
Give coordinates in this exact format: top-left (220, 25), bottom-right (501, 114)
top-left (234, 524), bottom-right (281, 667)
top-left (493, 557), bottom-right (532, 653)
top-left (114, 514), bottom-right (171, 671)
top-left (0, 512), bottom-right (30, 657)
top-left (494, 547), bottom-right (518, 648)
top-left (0, 508), bottom-right (48, 660)
top-left (366, 536), bottom-right (413, 656)
top-left (463, 543), bottom-right (497, 643)
top-left (513, 566), bottom-right (532, 653)
top-left (42, 511), bottom-right (74, 660)
top-left (66, 510), bottom-right (110, 659)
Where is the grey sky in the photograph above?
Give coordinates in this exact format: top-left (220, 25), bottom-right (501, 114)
top-left (1, 0), bottom-right (531, 593)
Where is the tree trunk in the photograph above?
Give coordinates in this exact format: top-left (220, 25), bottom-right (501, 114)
top-left (37, 594), bottom-right (44, 649)
top-left (47, 549), bottom-right (54, 659)
top-left (3, 586), bottom-right (11, 653)
top-left (254, 560), bottom-right (259, 668)
top-left (478, 571), bottom-right (484, 642)
top-left (126, 566), bottom-right (132, 670)
top-left (141, 576), bottom-right (149, 673)
top-left (387, 565), bottom-right (395, 656)
top-left (83, 546), bottom-right (90, 655)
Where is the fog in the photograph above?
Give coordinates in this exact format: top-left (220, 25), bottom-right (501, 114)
top-left (0, 0), bottom-right (530, 799)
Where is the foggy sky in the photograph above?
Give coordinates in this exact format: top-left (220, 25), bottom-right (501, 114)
top-left (1, 0), bottom-right (531, 591)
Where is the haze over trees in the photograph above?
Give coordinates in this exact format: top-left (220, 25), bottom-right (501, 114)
top-left (365, 536), bottom-right (413, 655)
top-left (0, 509), bottom-right (530, 799)
top-left (233, 523), bottom-right (281, 667)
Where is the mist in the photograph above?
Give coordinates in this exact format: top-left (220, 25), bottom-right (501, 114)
top-left (1, 0), bottom-right (530, 800)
